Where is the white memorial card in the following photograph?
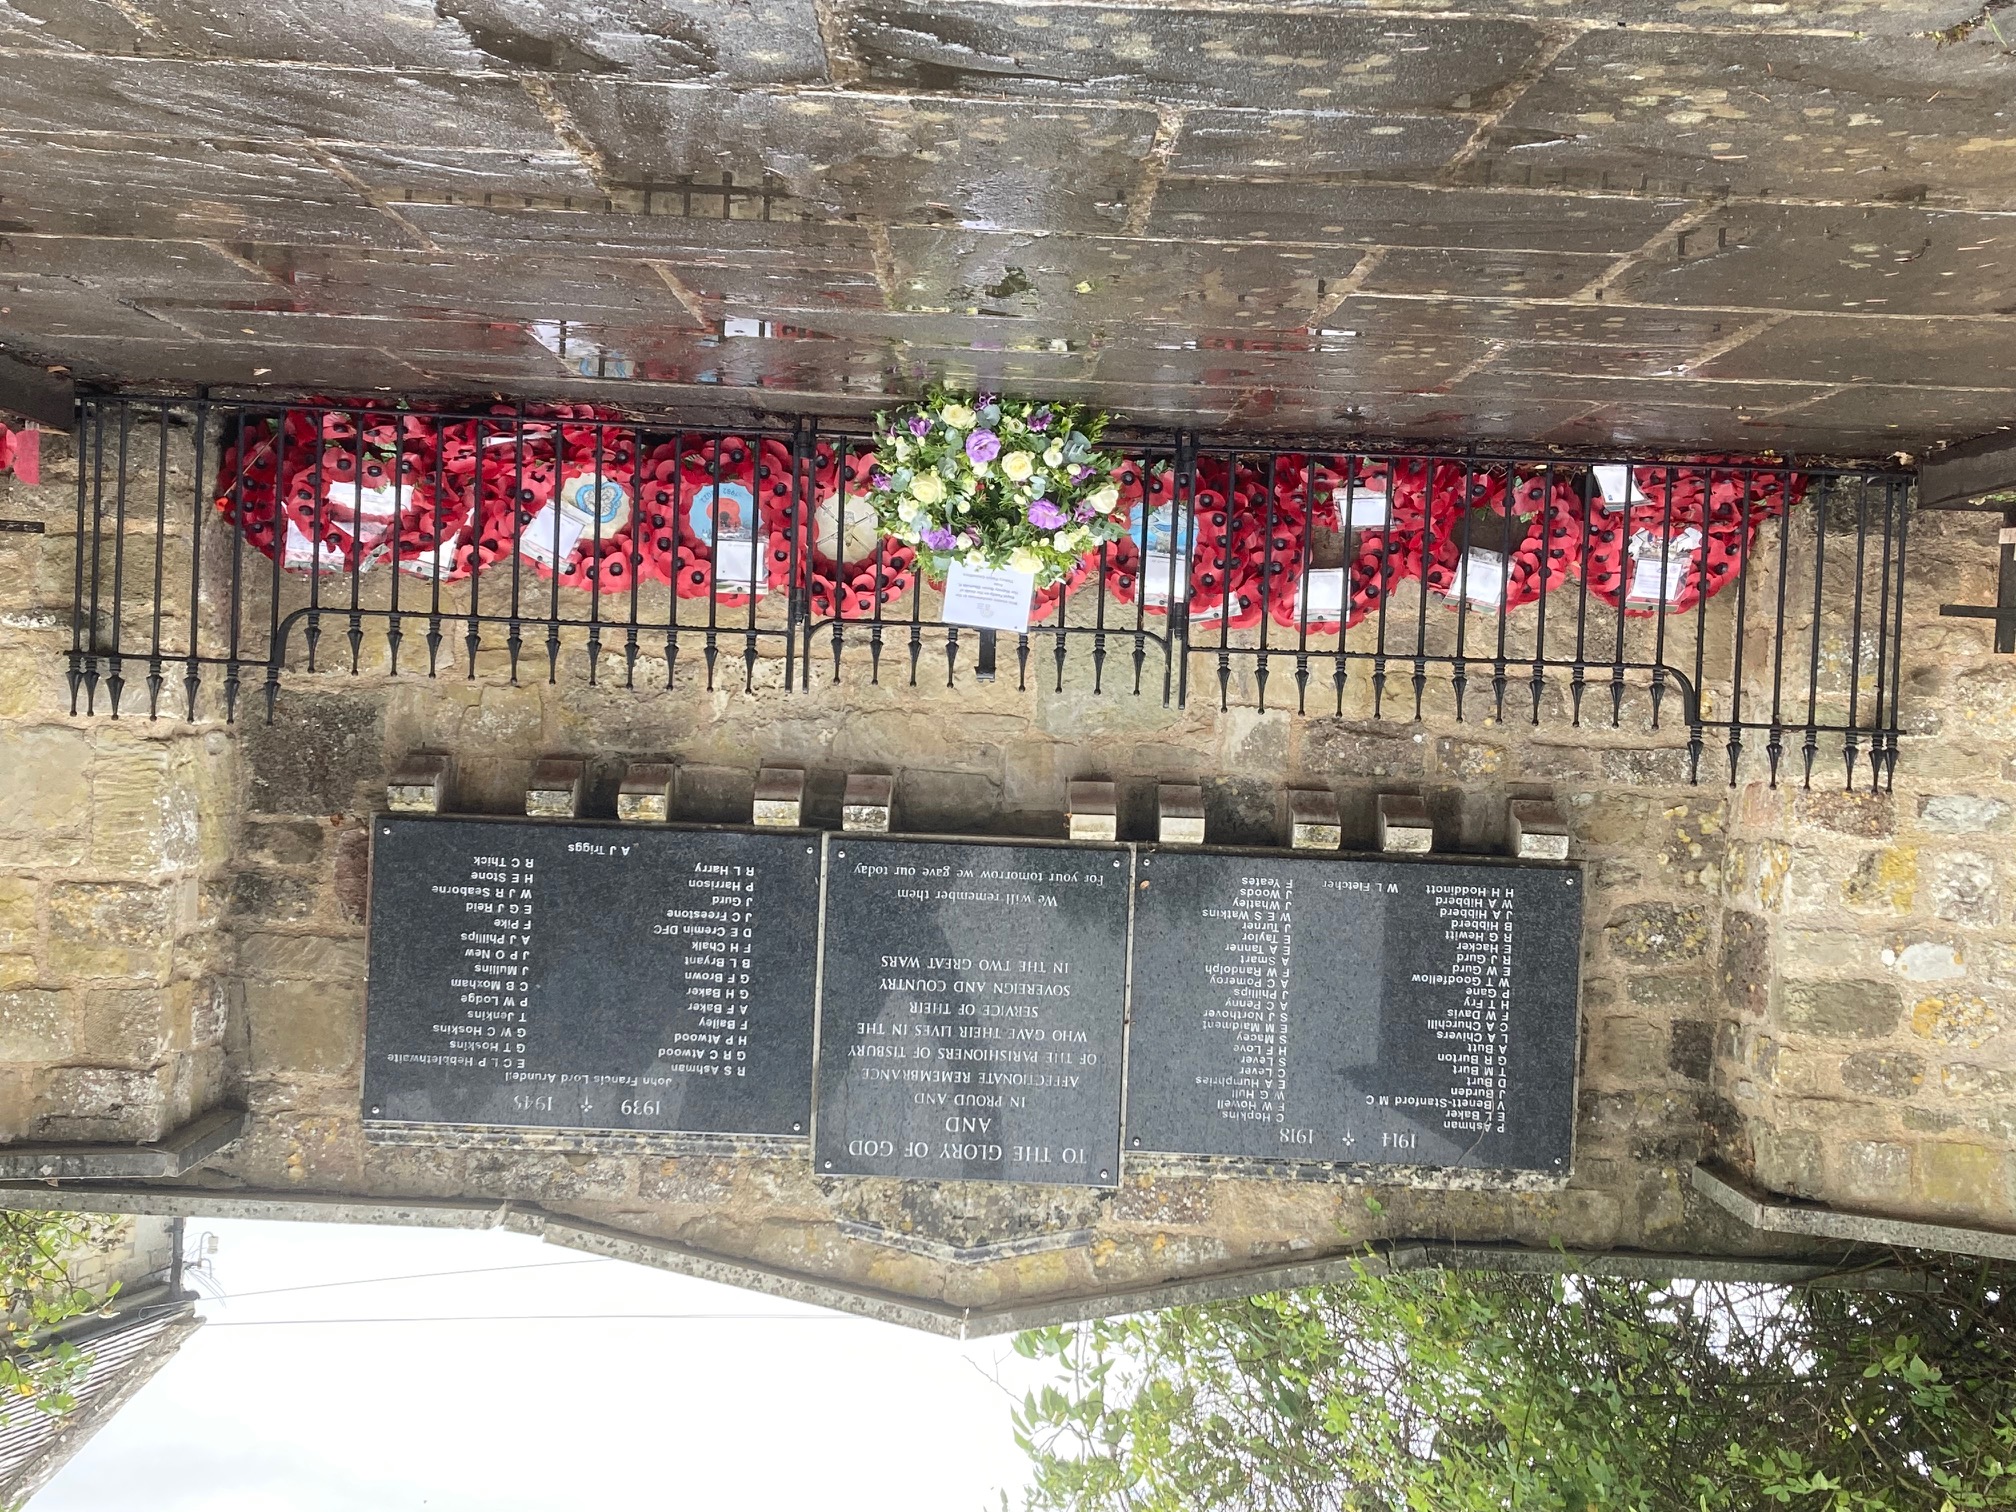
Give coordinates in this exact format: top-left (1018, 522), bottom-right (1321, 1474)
top-left (519, 501), bottom-right (586, 568)
top-left (1625, 527), bottom-right (1702, 608)
top-left (1335, 485), bottom-right (1391, 531)
top-left (714, 537), bottom-right (765, 595)
top-left (1452, 547), bottom-right (1506, 607)
top-left (1295, 566), bottom-right (1347, 620)
top-left (941, 561), bottom-right (1036, 632)
top-left (1141, 546), bottom-right (1191, 605)
top-left (1592, 464), bottom-right (1643, 511)
top-left (282, 520), bottom-right (372, 575)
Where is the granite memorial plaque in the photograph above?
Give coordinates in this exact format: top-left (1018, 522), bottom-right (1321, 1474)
top-left (815, 838), bottom-right (1130, 1187)
top-left (363, 817), bottom-right (820, 1138)
top-left (1127, 849), bottom-right (1581, 1172)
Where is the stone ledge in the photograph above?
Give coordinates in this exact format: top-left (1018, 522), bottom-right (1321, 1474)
top-left (0, 1178), bottom-right (1920, 1338)
top-left (1692, 1160), bottom-right (2016, 1263)
top-left (0, 1106), bottom-right (244, 1181)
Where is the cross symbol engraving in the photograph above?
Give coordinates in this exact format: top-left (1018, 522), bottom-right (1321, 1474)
top-left (1939, 507), bottom-right (2016, 654)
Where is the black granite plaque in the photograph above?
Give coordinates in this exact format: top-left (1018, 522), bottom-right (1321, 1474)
top-left (1127, 849), bottom-right (1581, 1172)
top-left (815, 838), bottom-right (1130, 1187)
top-left (363, 817), bottom-right (820, 1137)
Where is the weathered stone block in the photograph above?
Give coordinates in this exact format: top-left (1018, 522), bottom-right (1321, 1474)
top-left (228, 870), bottom-right (319, 924)
top-left (1667, 1020), bottom-right (1713, 1082)
top-left (1930, 852), bottom-right (1998, 925)
top-left (0, 988), bottom-right (70, 1062)
top-left (1917, 794), bottom-right (2012, 835)
top-left (1605, 903), bottom-right (1709, 963)
top-left (1839, 845), bottom-right (1918, 914)
top-left (1753, 1127), bottom-right (1823, 1199)
top-left (243, 978), bottom-right (361, 1079)
top-left (89, 743), bottom-right (198, 872)
top-left (245, 820), bottom-right (323, 867)
top-left (1778, 979), bottom-right (1901, 1039)
top-left (1841, 1140), bottom-right (1911, 1199)
top-left (1561, 791), bottom-right (1653, 847)
top-left (1840, 1050), bottom-right (1925, 1099)
top-left (1943, 1063), bottom-right (2016, 1099)
top-left (1794, 790), bottom-right (1894, 838)
top-left (1627, 973), bottom-right (1706, 1012)
top-left (243, 690), bottom-right (383, 815)
top-left (1923, 1142), bottom-right (2005, 1215)
top-left (0, 878), bottom-right (35, 956)
top-left (0, 957), bottom-right (32, 990)
top-left (1433, 736), bottom-right (1503, 781)
top-left (74, 986), bottom-right (172, 1068)
top-left (46, 882), bottom-right (172, 980)
top-left (33, 1066), bottom-right (166, 1144)
top-left (0, 726), bottom-right (89, 840)
top-left (1720, 910), bottom-right (1770, 1017)
top-left (901, 768), bottom-right (1000, 831)
top-left (1298, 723), bottom-right (1421, 780)
top-left (1909, 992), bottom-right (2004, 1049)
top-left (1595, 1016), bottom-right (1666, 1084)
top-left (238, 932), bottom-right (366, 983)
top-left (1888, 939), bottom-right (1965, 982)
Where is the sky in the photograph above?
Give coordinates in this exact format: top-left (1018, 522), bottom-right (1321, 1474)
top-left (37, 1218), bottom-right (1055, 1511)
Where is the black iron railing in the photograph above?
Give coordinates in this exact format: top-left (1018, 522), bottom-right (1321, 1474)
top-left (51, 396), bottom-right (1912, 790)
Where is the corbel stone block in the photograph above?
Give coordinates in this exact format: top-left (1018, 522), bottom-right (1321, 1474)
top-left (1157, 784), bottom-right (1207, 846)
top-left (1067, 780), bottom-right (1118, 843)
top-left (842, 773), bottom-right (893, 832)
top-left (386, 753), bottom-right (452, 814)
top-left (1376, 793), bottom-right (1433, 853)
top-left (617, 763), bottom-right (674, 823)
top-left (753, 767), bottom-right (807, 828)
top-left (1288, 789), bottom-right (1342, 851)
top-left (526, 758), bottom-right (586, 818)
top-left (1509, 798), bottom-right (1572, 861)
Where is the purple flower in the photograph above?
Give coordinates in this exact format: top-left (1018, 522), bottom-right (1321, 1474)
top-left (965, 429), bottom-right (1001, 465)
top-left (1029, 409), bottom-right (1052, 433)
top-left (921, 526), bottom-right (957, 550)
top-left (1028, 499), bottom-right (1067, 530)
top-left (1069, 463), bottom-right (1091, 482)
top-left (1073, 502), bottom-right (1097, 522)
top-left (871, 471), bottom-right (892, 490)
top-left (977, 392), bottom-right (998, 407)
top-left (908, 415), bottom-right (932, 438)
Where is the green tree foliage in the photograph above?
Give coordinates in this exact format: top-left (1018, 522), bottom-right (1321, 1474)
top-left (0, 1211), bottom-right (121, 1423)
top-left (1011, 1259), bottom-right (2016, 1512)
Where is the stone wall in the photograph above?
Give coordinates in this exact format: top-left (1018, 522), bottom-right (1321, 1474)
top-left (1, 411), bottom-right (2009, 1315)
top-left (0, 429), bottom-right (234, 1150)
top-left (1722, 510), bottom-right (2016, 1227)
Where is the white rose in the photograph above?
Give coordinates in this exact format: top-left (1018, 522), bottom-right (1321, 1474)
top-left (1008, 546), bottom-right (1042, 574)
top-left (1043, 446), bottom-right (1064, 468)
top-left (964, 548), bottom-right (986, 568)
top-left (1087, 483), bottom-right (1121, 515)
top-left (1000, 451), bottom-right (1034, 483)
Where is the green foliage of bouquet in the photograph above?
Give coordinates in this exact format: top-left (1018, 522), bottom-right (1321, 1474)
top-left (866, 391), bottom-right (1125, 588)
